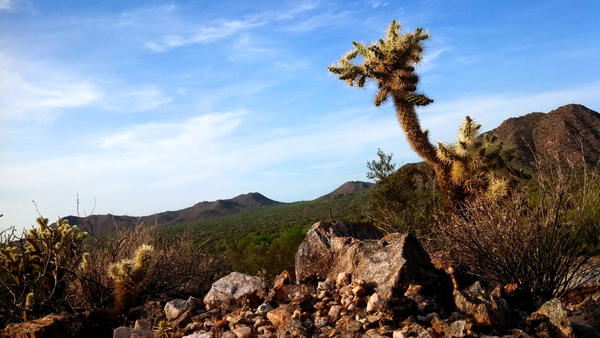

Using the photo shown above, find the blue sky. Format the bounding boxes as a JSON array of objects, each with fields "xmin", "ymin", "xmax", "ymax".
[{"xmin": 1, "ymin": 0, "xmax": 599, "ymax": 228}]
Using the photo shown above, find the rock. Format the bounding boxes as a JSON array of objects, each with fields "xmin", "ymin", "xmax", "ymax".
[
  {"xmin": 222, "ymin": 332, "xmax": 236, "ymax": 338},
  {"xmin": 295, "ymin": 221, "xmax": 383, "ymax": 284},
  {"xmin": 578, "ymin": 294, "xmax": 600, "ymax": 328},
  {"xmin": 164, "ymin": 298, "xmax": 195, "ymax": 321},
  {"xmin": 337, "ymin": 272, "xmax": 352, "ymax": 287},
  {"xmin": 171, "ymin": 309, "xmax": 193, "ymax": 328},
  {"xmin": 113, "ymin": 326, "xmax": 153, "ymax": 338},
  {"xmin": 204, "ymin": 272, "xmax": 266, "ymax": 311},
  {"xmin": 183, "ymin": 334, "xmax": 212, "ymax": 338},
  {"xmin": 446, "ymin": 320, "xmax": 469, "ymax": 337},
  {"xmin": 256, "ymin": 302, "xmax": 274, "ymax": 314},
  {"xmin": 134, "ymin": 319, "xmax": 152, "ymax": 331},
  {"xmin": 232, "ymin": 326, "xmax": 252, "ymax": 338},
  {"xmin": 453, "ymin": 289, "xmax": 493, "ymax": 327},
  {"xmin": 328, "ymin": 305, "xmax": 342, "ymax": 321},
  {"xmin": 1, "ymin": 310, "xmax": 118, "ymax": 338},
  {"xmin": 1, "ymin": 314, "xmax": 84, "ymax": 338},
  {"xmin": 267, "ymin": 307, "xmax": 292, "ymax": 328},
  {"xmin": 296, "ymin": 223, "xmax": 453, "ymax": 310},
  {"xmin": 367, "ymin": 293, "xmax": 382, "ymax": 312},
  {"xmin": 531, "ymin": 298, "xmax": 573, "ymax": 337}
]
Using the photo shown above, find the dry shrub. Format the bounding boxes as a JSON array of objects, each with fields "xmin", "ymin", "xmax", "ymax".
[
  {"xmin": 436, "ymin": 156, "xmax": 600, "ymax": 305},
  {"xmin": 68, "ymin": 224, "xmax": 226, "ymax": 310}
]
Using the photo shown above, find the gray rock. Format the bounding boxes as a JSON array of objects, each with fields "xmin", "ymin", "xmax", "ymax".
[
  {"xmin": 534, "ymin": 298, "xmax": 573, "ymax": 337},
  {"xmin": 256, "ymin": 302, "xmax": 274, "ymax": 314},
  {"xmin": 295, "ymin": 221, "xmax": 383, "ymax": 284},
  {"xmin": 204, "ymin": 272, "xmax": 266, "ymax": 311},
  {"xmin": 183, "ymin": 334, "xmax": 213, "ymax": 338},
  {"xmin": 164, "ymin": 298, "xmax": 194, "ymax": 321},
  {"xmin": 113, "ymin": 326, "xmax": 152, "ymax": 338},
  {"xmin": 296, "ymin": 222, "xmax": 453, "ymax": 311}
]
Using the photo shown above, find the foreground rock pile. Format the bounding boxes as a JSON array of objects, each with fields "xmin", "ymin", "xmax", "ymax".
[{"xmin": 3, "ymin": 221, "xmax": 600, "ymax": 337}]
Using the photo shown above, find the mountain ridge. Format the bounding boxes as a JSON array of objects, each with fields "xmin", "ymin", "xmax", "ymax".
[{"xmin": 64, "ymin": 104, "xmax": 600, "ymax": 236}]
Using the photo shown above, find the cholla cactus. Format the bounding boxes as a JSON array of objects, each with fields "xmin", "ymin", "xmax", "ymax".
[
  {"xmin": 108, "ymin": 244, "xmax": 154, "ymax": 313},
  {"xmin": 0, "ymin": 217, "xmax": 89, "ymax": 321},
  {"xmin": 329, "ymin": 21, "xmax": 514, "ymax": 207},
  {"xmin": 437, "ymin": 116, "xmax": 513, "ymax": 200}
]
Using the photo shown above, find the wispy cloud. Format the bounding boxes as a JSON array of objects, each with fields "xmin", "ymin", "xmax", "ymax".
[
  {"xmin": 0, "ymin": 53, "xmax": 102, "ymax": 122},
  {"xmin": 144, "ymin": 19, "xmax": 263, "ymax": 52},
  {"xmin": 102, "ymin": 84, "xmax": 173, "ymax": 113},
  {"xmin": 100, "ymin": 111, "xmax": 244, "ymax": 151},
  {"xmin": 142, "ymin": 2, "xmax": 319, "ymax": 52},
  {"xmin": 0, "ymin": 52, "xmax": 173, "ymax": 122},
  {"xmin": 0, "ymin": 0, "xmax": 13, "ymax": 11},
  {"xmin": 285, "ymin": 10, "xmax": 352, "ymax": 32}
]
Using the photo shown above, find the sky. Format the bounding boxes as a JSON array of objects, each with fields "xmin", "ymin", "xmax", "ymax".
[{"xmin": 1, "ymin": 0, "xmax": 599, "ymax": 229}]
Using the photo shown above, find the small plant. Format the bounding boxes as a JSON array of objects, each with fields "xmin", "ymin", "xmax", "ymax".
[
  {"xmin": 107, "ymin": 244, "xmax": 154, "ymax": 314},
  {"xmin": 0, "ymin": 217, "xmax": 88, "ymax": 323},
  {"xmin": 364, "ymin": 149, "xmax": 441, "ymax": 236}
]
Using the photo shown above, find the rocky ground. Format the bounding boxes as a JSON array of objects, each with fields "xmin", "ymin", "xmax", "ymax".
[{"xmin": 3, "ymin": 221, "xmax": 600, "ymax": 337}]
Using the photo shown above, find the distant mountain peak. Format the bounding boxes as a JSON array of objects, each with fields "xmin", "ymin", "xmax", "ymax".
[
  {"xmin": 321, "ymin": 181, "xmax": 373, "ymax": 199},
  {"xmin": 489, "ymin": 104, "xmax": 600, "ymax": 168}
]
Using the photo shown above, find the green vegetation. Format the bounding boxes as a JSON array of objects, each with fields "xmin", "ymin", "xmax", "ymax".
[
  {"xmin": 163, "ymin": 188, "xmax": 371, "ymax": 282},
  {"xmin": 364, "ymin": 149, "xmax": 441, "ymax": 235},
  {"xmin": 0, "ymin": 218, "xmax": 88, "ymax": 323}
]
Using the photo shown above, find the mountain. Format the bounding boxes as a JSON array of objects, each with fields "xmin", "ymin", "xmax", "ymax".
[
  {"xmin": 63, "ymin": 184, "xmax": 371, "ymax": 237},
  {"xmin": 64, "ymin": 104, "xmax": 600, "ymax": 237},
  {"xmin": 64, "ymin": 192, "xmax": 280, "ymax": 237},
  {"xmin": 319, "ymin": 181, "xmax": 373, "ymax": 199},
  {"xmin": 487, "ymin": 104, "xmax": 600, "ymax": 168}
]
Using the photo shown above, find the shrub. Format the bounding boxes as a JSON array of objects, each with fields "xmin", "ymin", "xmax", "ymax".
[
  {"xmin": 364, "ymin": 149, "xmax": 441, "ymax": 236},
  {"xmin": 435, "ymin": 159, "xmax": 600, "ymax": 305},
  {"xmin": 0, "ymin": 218, "xmax": 88, "ymax": 324},
  {"xmin": 70, "ymin": 224, "xmax": 225, "ymax": 313}
]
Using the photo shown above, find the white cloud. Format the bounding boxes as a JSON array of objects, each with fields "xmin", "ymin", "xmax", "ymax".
[
  {"xmin": 140, "ymin": 2, "xmax": 319, "ymax": 52},
  {"xmin": 0, "ymin": 0, "xmax": 13, "ymax": 11},
  {"xmin": 0, "ymin": 52, "xmax": 173, "ymax": 122},
  {"xmin": 0, "ymin": 53, "xmax": 102, "ymax": 122},
  {"xmin": 2, "ymin": 82, "xmax": 599, "ymax": 229},
  {"xmin": 99, "ymin": 111, "xmax": 244, "ymax": 151},
  {"xmin": 144, "ymin": 19, "xmax": 263, "ymax": 52},
  {"xmin": 102, "ymin": 84, "xmax": 173, "ymax": 113}
]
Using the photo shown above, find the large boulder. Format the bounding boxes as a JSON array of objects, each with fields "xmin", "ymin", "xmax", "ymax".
[
  {"xmin": 204, "ymin": 272, "xmax": 266, "ymax": 311},
  {"xmin": 295, "ymin": 221, "xmax": 383, "ymax": 284},
  {"xmin": 295, "ymin": 222, "xmax": 453, "ymax": 312}
]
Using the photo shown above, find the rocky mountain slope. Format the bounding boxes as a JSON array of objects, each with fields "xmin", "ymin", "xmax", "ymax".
[{"xmin": 487, "ymin": 104, "xmax": 600, "ymax": 168}]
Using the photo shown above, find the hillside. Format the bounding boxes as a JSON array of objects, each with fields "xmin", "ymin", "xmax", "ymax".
[
  {"xmin": 487, "ymin": 104, "xmax": 600, "ymax": 168},
  {"xmin": 63, "ymin": 192, "xmax": 280, "ymax": 237},
  {"xmin": 63, "ymin": 104, "xmax": 600, "ymax": 238},
  {"xmin": 64, "ymin": 182, "xmax": 372, "ymax": 237}
]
